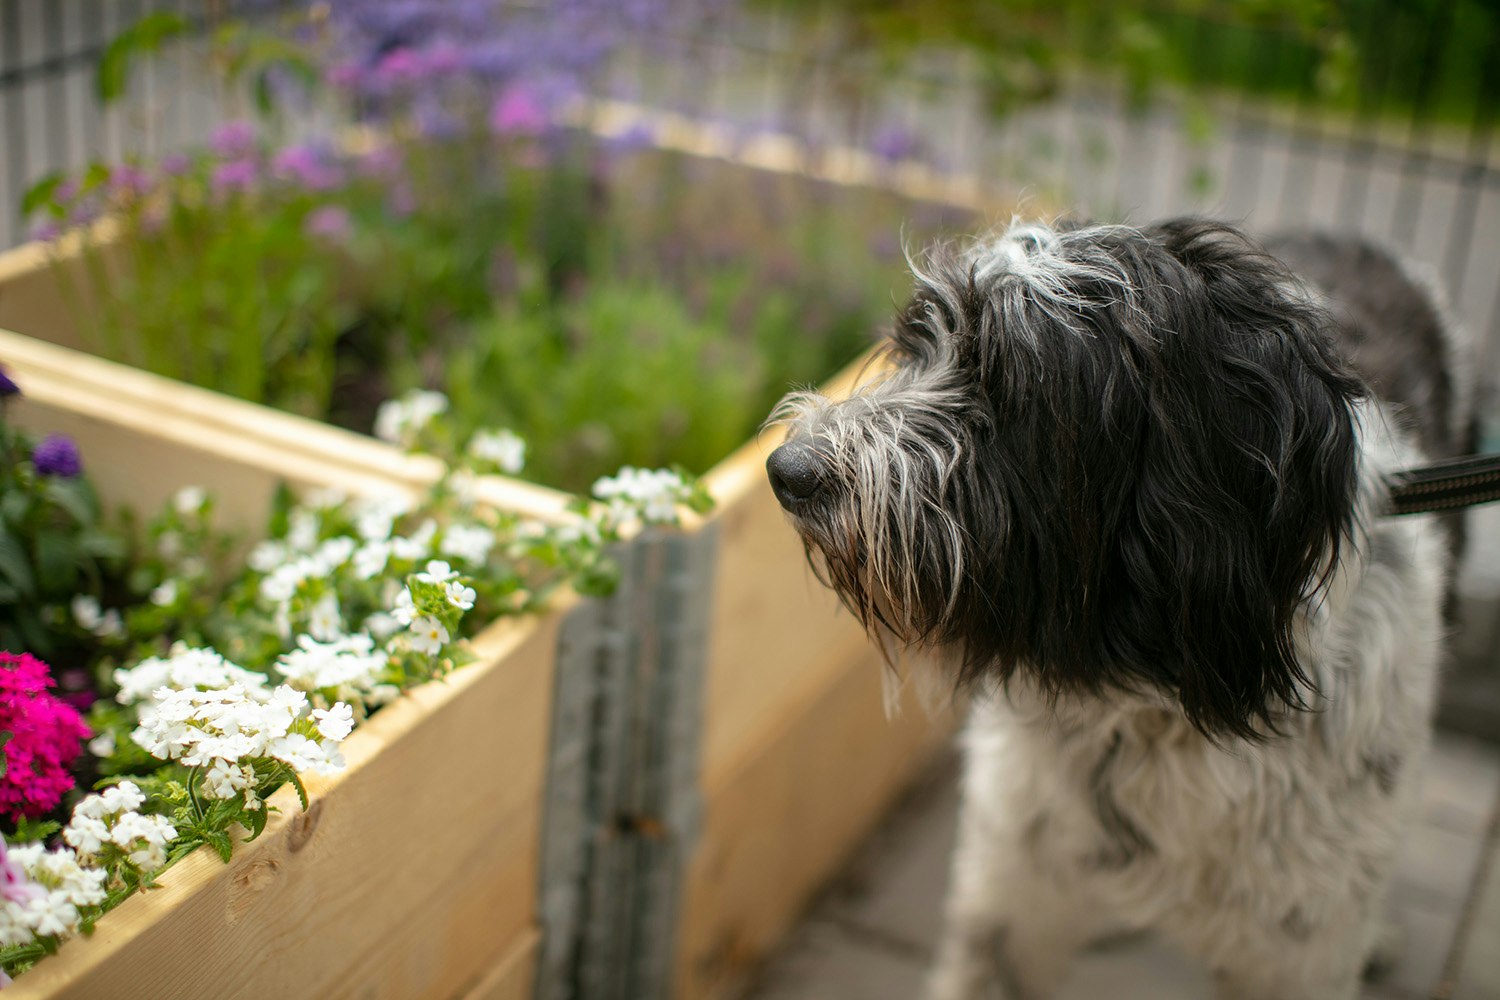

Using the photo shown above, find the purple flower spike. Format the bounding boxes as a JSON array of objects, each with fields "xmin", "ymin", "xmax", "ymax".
[
  {"xmin": 32, "ymin": 434, "xmax": 82, "ymax": 478},
  {"xmin": 489, "ymin": 87, "xmax": 548, "ymax": 136},
  {"xmin": 272, "ymin": 145, "xmax": 344, "ymax": 192},
  {"xmin": 0, "ymin": 367, "xmax": 20, "ymax": 397},
  {"xmin": 211, "ymin": 159, "xmax": 259, "ymax": 195},
  {"xmin": 159, "ymin": 153, "xmax": 192, "ymax": 177}
]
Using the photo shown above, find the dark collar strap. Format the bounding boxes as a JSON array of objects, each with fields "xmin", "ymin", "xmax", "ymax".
[{"xmin": 1385, "ymin": 452, "xmax": 1500, "ymax": 516}]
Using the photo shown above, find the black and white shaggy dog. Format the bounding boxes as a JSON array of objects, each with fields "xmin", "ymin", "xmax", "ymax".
[{"xmin": 766, "ymin": 218, "xmax": 1472, "ymax": 1000}]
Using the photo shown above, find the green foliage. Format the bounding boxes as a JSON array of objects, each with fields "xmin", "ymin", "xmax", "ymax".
[
  {"xmin": 95, "ymin": 11, "xmax": 190, "ymax": 104},
  {"xmin": 0, "ymin": 409, "xmax": 132, "ymax": 670}
]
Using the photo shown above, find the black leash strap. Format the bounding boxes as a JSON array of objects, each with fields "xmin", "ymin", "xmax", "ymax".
[{"xmin": 1386, "ymin": 452, "xmax": 1500, "ymax": 515}]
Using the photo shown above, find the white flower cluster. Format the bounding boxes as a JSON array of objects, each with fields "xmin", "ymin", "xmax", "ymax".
[
  {"xmin": 389, "ymin": 560, "xmax": 474, "ymax": 656},
  {"xmin": 274, "ymin": 633, "xmax": 398, "ymax": 708},
  {"xmin": 0, "ymin": 844, "xmax": 106, "ymax": 946},
  {"xmin": 592, "ymin": 466, "xmax": 694, "ymax": 525},
  {"xmin": 114, "ymin": 645, "xmax": 273, "ymax": 707},
  {"xmin": 373, "ymin": 389, "xmax": 448, "ymax": 447},
  {"xmin": 467, "ymin": 428, "xmax": 526, "ymax": 474},
  {"xmin": 63, "ymin": 782, "xmax": 177, "ymax": 870},
  {"xmin": 71, "ymin": 594, "xmax": 125, "ymax": 641},
  {"xmin": 132, "ymin": 682, "xmax": 354, "ymax": 809}
]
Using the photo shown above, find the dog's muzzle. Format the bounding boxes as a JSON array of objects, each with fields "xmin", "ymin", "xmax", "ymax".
[{"xmin": 767, "ymin": 441, "xmax": 826, "ymax": 510}]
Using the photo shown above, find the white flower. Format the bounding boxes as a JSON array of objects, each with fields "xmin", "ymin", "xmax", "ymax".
[
  {"xmin": 592, "ymin": 466, "xmax": 690, "ymax": 525},
  {"xmin": 94, "ymin": 608, "xmax": 124, "ymax": 640},
  {"xmin": 373, "ymin": 389, "xmax": 448, "ymax": 445},
  {"xmin": 468, "ymin": 428, "xmax": 526, "ymax": 474},
  {"xmin": 445, "ymin": 580, "xmax": 476, "ymax": 611},
  {"xmin": 88, "ymin": 730, "xmax": 117, "ymax": 758},
  {"xmin": 248, "ymin": 539, "xmax": 288, "ymax": 574},
  {"xmin": 0, "ymin": 845, "xmax": 107, "ymax": 946},
  {"xmin": 352, "ymin": 493, "xmax": 412, "ymax": 542},
  {"xmin": 150, "ymin": 579, "xmax": 179, "ymax": 607},
  {"xmin": 414, "ymin": 559, "xmax": 458, "ymax": 585},
  {"xmin": 391, "ymin": 588, "xmax": 417, "ymax": 627},
  {"xmin": 439, "ymin": 524, "xmax": 496, "ymax": 565},
  {"xmin": 114, "ymin": 645, "xmax": 272, "ymax": 707},
  {"xmin": 364, "ymin": 612, "xmax": 402, "ymax": 641},
  {"xmin": 71, "ymin": 595, "xmax": 102, "ymax": 630},
  {"xmin": 409, "ymin": 616, "xmax": 449, "ymax": 656},
  {"xmin": 448, "ymin": 469, "xmax": 479, "ymax": 506},
  {"xmin": 173, "ymin": 486, "xmax": 207, "ymax": 516},
  {"xmin": 274, "ymin": 634, "xmax": 385, "ymax": 699},
  {"xmin": 157, "ymin": 530, "xmax": 182, "ymax": 560},
  {"xmin": 307, "ymin": 591, "xmax": 343, "ymax": 641},
  {"xmin": 286, "ymin": 509, "xmax": 321, "ymax": 553},
  {"xmin": 311, "ymin": 703, "xmax": 354, "ymax": 741},
  {"xmin": 352, "ymin": 541, "xmax": 392, "ymax": 580},
  {"xmin": 390, "ymin": 519, "xmax": 437, "ymax": 561}
]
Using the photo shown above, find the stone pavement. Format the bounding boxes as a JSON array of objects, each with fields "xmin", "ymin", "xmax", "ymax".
[{"xmin": 746, "ymin": 731, "xmax": 1500, "ymax": 1000}]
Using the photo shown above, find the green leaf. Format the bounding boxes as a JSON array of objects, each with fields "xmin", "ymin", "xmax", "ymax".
[
  {"xmin": 203, "ymin": 829, "xmax": 233, "ymax": 864},
  {"xmin": 95, "ymin": 12, "xmax": 190, "ymax": 104},
  {"xmin": 0, "ymin": 528, "xmax": 36, "ymax": 598},
  {"xmin": 33, "ymin": 529, "xmax": 78, "ymax": 595},
  {"xmin": 287, "ymin": 771, "xmax": 309, "ymax": 812},
  {"xmin": 44, "ymin": 478, "xmax": 99, "ymax": 525},
  {"xmin": 244, "ymin": 805, "xmax": 269, "ymax": 841},
  {"xmin": 0, "ymin": 489, "xmax": 29, "ymax": 527},
  {"xmin": 20, "ymin": 172, "xmax": 65, "ymax": 216},
  {"xmin": 0, "ymin": 731, "xmax": 10, "ymax": 778},
  {"xmin": 76, "ymin": 529, "xmax": 127, "ymax": 561}
]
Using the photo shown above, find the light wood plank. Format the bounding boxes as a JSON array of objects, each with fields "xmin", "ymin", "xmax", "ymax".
[{"xmin": 3, "ymin": 609, "xmax": 563, "ymax": 1000}]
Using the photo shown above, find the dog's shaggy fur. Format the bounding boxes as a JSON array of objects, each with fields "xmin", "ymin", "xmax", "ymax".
[{"xmin": 766, "ymin": 218, "xmax": 1470, "ymax": 999}]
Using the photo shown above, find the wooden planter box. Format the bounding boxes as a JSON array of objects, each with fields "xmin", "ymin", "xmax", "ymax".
[
  {"xmin": 0, "ymin": 133, "xmax": 981, "ymax": 997},
  {"xmin": 0, "ymin": 332, "xmax": 566, "ymax": 1000}
]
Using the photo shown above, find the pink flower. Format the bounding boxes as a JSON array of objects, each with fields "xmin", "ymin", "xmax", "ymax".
[
  {"xmin": 488, "ymin": 87, "xmax": 548, "ymax": 136},
  {"xmin": 0, "ymin": 837, "xmax": 41, "ymax": 907},
  {"xmin": 0, "ymin": 653, "xmax": 91, "ymax": 823}
]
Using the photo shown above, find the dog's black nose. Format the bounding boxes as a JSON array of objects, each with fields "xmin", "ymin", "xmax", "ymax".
[{"xmin": 767, "ymin": 442, "xmax": 825, "ymax": 508}]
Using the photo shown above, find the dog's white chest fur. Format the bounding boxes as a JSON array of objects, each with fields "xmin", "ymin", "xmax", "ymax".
[{"xmin": 945, "ymin": 504, "xmax": 1445, "ymax": 999}]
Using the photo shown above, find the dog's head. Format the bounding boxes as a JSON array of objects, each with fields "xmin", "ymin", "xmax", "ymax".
[{"xmin": 767, "ymin": 218, "xmax": 1367, "ymax": 739}]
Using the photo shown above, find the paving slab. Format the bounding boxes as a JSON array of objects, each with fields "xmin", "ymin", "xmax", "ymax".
[{"xmin": 746, "ymin": 732, "xmax": 1500, "ymax": 1000}]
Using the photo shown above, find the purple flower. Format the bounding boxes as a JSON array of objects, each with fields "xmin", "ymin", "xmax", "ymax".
[
  {"xmin": 0, "ymin": 367, "xmax": 20, "ymax": 397},
  {"xmin": 108, "ymin": 164, "xmax": 152, "ymax": 199},
  {"xmin": 489, "ymin": 87, "xmax": 548, "ymax": 136},
  {"xmin": 211, "ymin": 159, "xmax": 260, "ymax": 195},
  {"xmin": 32, "ymin": 434, "xmax": 82, "ymax": 478},
  {"xmin": 869, "ymin": 126, "xmax": 923, "ymax": 164},
  {"xmin": 272, "ymin": 144, "xmax": 344, "ymax": 192},
  {"xmin": 209, "ymin": 120, "xmax": 258, "ymax": 159},
  {"xmin": 327, "ymin": 61, "xmax": 363, "ymax": 89},
  {"xmin": 28, "ymin": 220, "xmax": 62, "ymax": 242},
  {"xmin": 304, "ymin": 204, "xmax": 353, "ymax": 242},
  {"xmin": 159, "ymin": 152, "xmax": 192, "ymax": 177},
  {"xmin": 375, "ymin": 47, "xmax": 424, "ymax": 83}
]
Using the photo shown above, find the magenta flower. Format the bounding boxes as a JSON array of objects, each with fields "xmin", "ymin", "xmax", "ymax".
[
  {"xmin": 376, "ymin": 47, "xmax": 424, "ymax": 83},
  {"xmin": 488, "ymin": 87, "xmax": 548, "ymax": 136},
  {"xmin": 304, "ymin": 205, "xmax": 353, "ymax": 242},
  {"xmin": 31, "ymin": 434, "xmax": 82, "ymax": 478},
  {"xmin": 0, "ymin": 652, "xmax": 90, "ymax": 823}
]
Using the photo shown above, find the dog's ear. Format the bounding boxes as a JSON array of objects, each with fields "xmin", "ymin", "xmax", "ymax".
[{"xmin": 1102, "ymin": 219, "xmax": 1366, "ymax": 739}]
